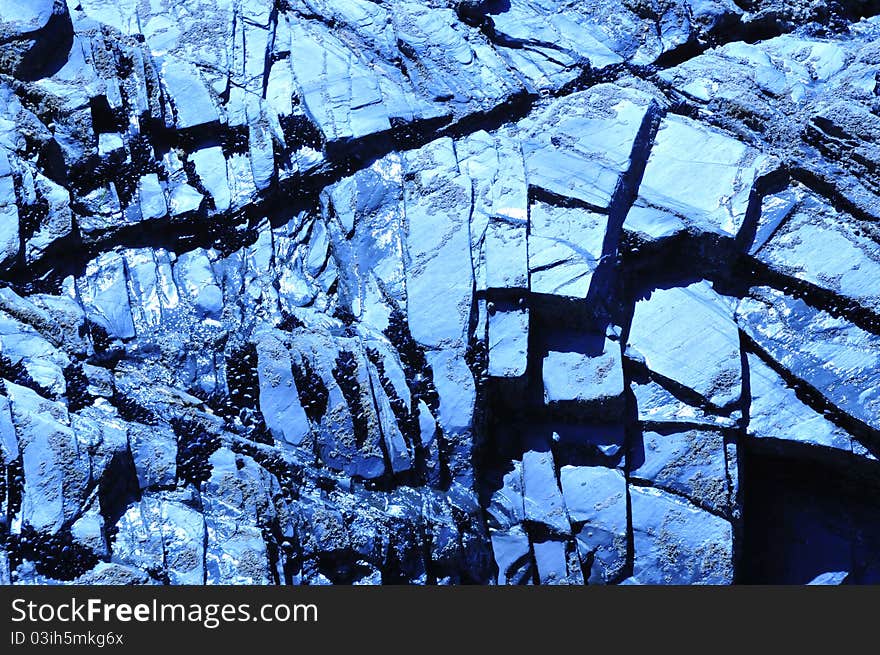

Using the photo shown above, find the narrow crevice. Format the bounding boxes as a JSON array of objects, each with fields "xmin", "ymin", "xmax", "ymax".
[
  {"xmin": 746, "ymin": 258, "xmax": 880, "ymax": 336},
  {"xmin": 790, "ymin": 165, "xmax": 880, "ymax": 223}
]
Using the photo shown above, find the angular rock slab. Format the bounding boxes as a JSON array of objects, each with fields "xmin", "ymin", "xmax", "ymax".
[
  {"xmin": 754, "ymin": 191, "xmax": 880, "ymax": 316},
  {"xmin": 487, "ymin": 460, "xmax": 525, "ymax": 531},
  {"xmin": 528, "ymin": 201, "xmax": 607, "ymax": 300},
  {"xmin": 7, "ymin": 383, "xmax": 88, "ymax": 535},
  {"xmin": 404, "ymin": 138, "xmax": 476, "ymax": 441},
  {"xmin": 625, "ymin": 114, "xmax": 771, "ymax": 243},
  {"xmin": 746, "ymin": 352, "xmax": 860, "ymax": 456},
  {"xmin": 737, "ymin": 287, "xmax": 880, "ymax": 433},
  {"xmin": 560, "ymin": 465, "xmax": 627, "ymax": 584},
  {"xmin": 76, "ymin": 250, "xmax": 136, "ymax": 341},
  {"xmin": 533, "ymin": 539, "xmax": 583, "ymax": 585},
  {"xmin": 491, "ymin": 525, "xmax": 533, "ymax": 585},
  {"xmin": 487, "ymin": 304, "xmax": 529, "ymax": 379},
  {"xmin": 255, "ymin": 330, "xmax": 310, "ymax": 447},
  {"xmin": 522, "ymin": 442, "xmax": 569, "ymax": 535},
  {"xmin": 628, "ymin": 281, "xmax": 742, "ymax": 410},
  {"xmin": 521, "ymin": 84, "xmax": 659, "ymax": 210},
  {"xmin": 631, "ymin": 377, "xmax": 737, "ymax": 428},
  {"xmin": 128, "ymin": 423, "xmax": 177, "ymax": 490},
  {"xmin": 631, "ymin": 428, "xmax": 735, "ymax": 517},
  {"xmin": 542, "ymin": 337, "xmax": 624, "ymax": 414},
  {"xmin": 629, "ymin": 485, "xmax": 733, "ymax": 585}
]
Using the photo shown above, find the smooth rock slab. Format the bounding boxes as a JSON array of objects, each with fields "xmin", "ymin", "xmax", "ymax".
[
  {"xmin": 631, "ymin": 377, "xmax": 737, "ymax": 428},
  {"xmin": 746, "ymin": 352, "xmax": 858, "ymax": 455},
  {"xmin": 754, "ymin": 192, "xmax": 880, "ymax": 315},
  {"xmin": 628, "ymin": 281, "xmax": 741, "ymax": 409},
  {"xmin": 487, "ymin": 460, "xmax": 525, "ymax": 530},
  {"xmin": 491, "ymin": 525, "xmax": 532, "ymax": 585},
  {"xmin": 528, "ymin": 201, "xmax": 607, "ymax": 299},
  {"xmin": 522, "ymin": 84, "xmax": 658, "ymax": 210},
  {"xmin": 542, "ymin": 338, "xmax": 624, "ymax": 412},
  {"xmin": 77, "ymin": 250, "xmax": 136, "ymax": 340},
  {"xmin": 159, "ymin": 57, "xmax": 218, "ymax": 131},
  {"xmin": 484, "ymin": 217, "xmax": 528, "ymax": 292},
  {"xmin": 631, "ymin": 428, "xmax": 733, "ymax": 517},
  {"xmin": 560, "ymin": 465, "xmax": 627, "ymax": 584},
  {"xmin": 522, "ymin": 443, "xmax": 569, "ymax": 534},
  {"xmin": 629, "ymin": 485, "xmax": 733, "ymax": 585},
  {"xmin": 404, "ymin": 138, "xmax": 473, "ymax": 350},
  {"xmin": 626, "ymin": 113, "xmax": 771, "ymax": 242},
  {"xmin": 256, "ymin": 331, "xmax": 310, "ymax": 447},
  {"xmin": 138, "ymin": 174, "xmax": 167, "ymax": 222},
  {"xmin": 0, "ymin": 172, "xmax": 20, "ymax": 269},
  {"xmin": 737, "ymin": 287, "xmax": 880, "ymax": 433},
  {"xmin": 488, "ymin": 305, "xmax": 529, "ymax": 379},
  {"xmin": 7, "ymin": 382, "xmax": 88, "ymax": 535},
  {"xmin": 533, "ymin": 539, "xmax": 583, "ymax": 585},
  {"xmin": 160, "ymin": 499, "xmax": 207, "ymax": 585},
  {"xmin": 0, "ymin": 0, "xmax": 56, "ymax": 34},
  {"xmin": 128, "ymin": 423, "xmax": 177, "ymax": 490}
]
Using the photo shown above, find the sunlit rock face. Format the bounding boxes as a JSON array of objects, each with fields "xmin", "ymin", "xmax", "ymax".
[{"xmin": 1, "ymin": 0, "xmax": 879, "ymax": 586}]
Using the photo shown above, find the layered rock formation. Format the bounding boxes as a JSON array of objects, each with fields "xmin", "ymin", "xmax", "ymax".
[{"xmin": 0, "ymin": 0, "xmax": 879, "ymax": 585}]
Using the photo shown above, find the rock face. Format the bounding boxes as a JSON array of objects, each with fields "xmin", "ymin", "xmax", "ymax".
[{"xmin": 0, "ymin": 0, "xmax": 878, "ymax": 586}]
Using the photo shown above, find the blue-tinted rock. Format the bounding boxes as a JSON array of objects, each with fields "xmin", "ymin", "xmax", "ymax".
[
  {"xmin": 488, "ymin": 306, "xmax": 529, "ymax": 379},
  {"xmin": 542, "ymin": 337, "xmax": 624, "ymax": 413},
  {"xmin": 111, "ymin": 496, "xmax": 165, "ymax": 576},
  {"xmin": 746, "ymin": 352, "xmax": 858, "ymax": 455},
  {"xmin": 459, "ymin": 129, "xmax": 529, "ymax": 292},
  {"xmin": 159, "ymin": 498, "xmax": 207, "ymax": 585},
  {"xmin": 560, "ymin": 465, "xmax": 627, "ymax": 584},
  {"xmin": 522, "ymin": 442, "xmax": 569, "ymax": 534},
  {"xmin": 71, "ymin": 503, "xmax": 107, "ymax": 557},
  {"xmin": 138, "ymin": 174, "xmax": 167, "ymax": 221},
  {"xmin": 255, "ymin": 331, "xmax": 310, "ymax": 447},
  {"xmin": 629, "ymin": 485, "xmax": 733, "ymax": 585},
  {"xmin": 737, "ymin": 287, "xmax": 880, "ymax": 433},
  {"xmin": 0, "ymin": 161, "xmax": 19, "ymax": 268},
  {"xmin": 491, "ymin": 525, "xmax": 533, "ymax": 585},
  {"xmin": 487, "ymin": 460, "xmax": 525, "ymax": 530},
  {"xmin": 0, "ymin": 308, "xmax": 69, "ymax": 395},
  {"xmin": 25, "ymin": 174, "xmax": 72, "ymax": 263},
  {"xmin": 807, "ymin": 571, "xmax": 849, "ymax": 585},
  {"xmin": 159, "ymin": 57, "xmax": 219, "ymax": 131},
  {"xmin": 128, "ymin": 423, "xmax": 177, "ymax": 490},
  {"xmin": 190, "ymin": 146, "xmax": 230, "ymax": 213},
  {"xmin": 1, "ymin": 0, "xmax": 876, "ymax": 588},
  {"xmin": 0, "ymin": 0, "xmax": 71, "ymax": 79},
  {"xmin": 522, "ymin": 85, "xmax": 659, "ymax": 210},
  {"xmin": 528, "ymin": 202, "xmax": 607, "ymax": 299},
  {"xmin": 631, "ymin": 428, "xmax": 734, "ymax": 517},
  {"xmin": 8, "ymin": 382, "xmax": 88, "ymax": 535},
  {"xmin": 203, "ymin": 449, "xmax": 273, "ymax": 584},
  {"xmin": 77, "ymin": 251, "xmax": 136, "ymax": 340},
  {"xmin": 628, "ymin": 281, "xmax": 742, "ymax": 410},
  {"xmin": 404, "ymin": 138, "xmax": 473, "ymax": 350},
  {"xmin": 754, "ymin": 191, "xmax": 880, "ymax": 315},
  {"xmin": 533, "ymin": 539, "xmax": 583, "ymax": 585},
  {"xmin": 625, "ymin": 114, "xmax": 772, "ymax": 243},
  {"xmin": 632, "ymin": 377, "xmax": 737, "ymax": 428},
  {"xmin": 175, "ymin": 249, "xmax": 223, "ymax": 319}
]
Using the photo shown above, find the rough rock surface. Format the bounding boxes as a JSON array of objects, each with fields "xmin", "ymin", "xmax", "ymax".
[{"xmin": 0, "ymin": 0, "xmax": 879, "ymax": 585}]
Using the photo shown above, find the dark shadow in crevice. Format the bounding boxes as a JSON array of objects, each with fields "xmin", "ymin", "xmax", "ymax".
[{"xmin": 739, "ymin": 444, "xmax": 880, "ymax": 584}]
